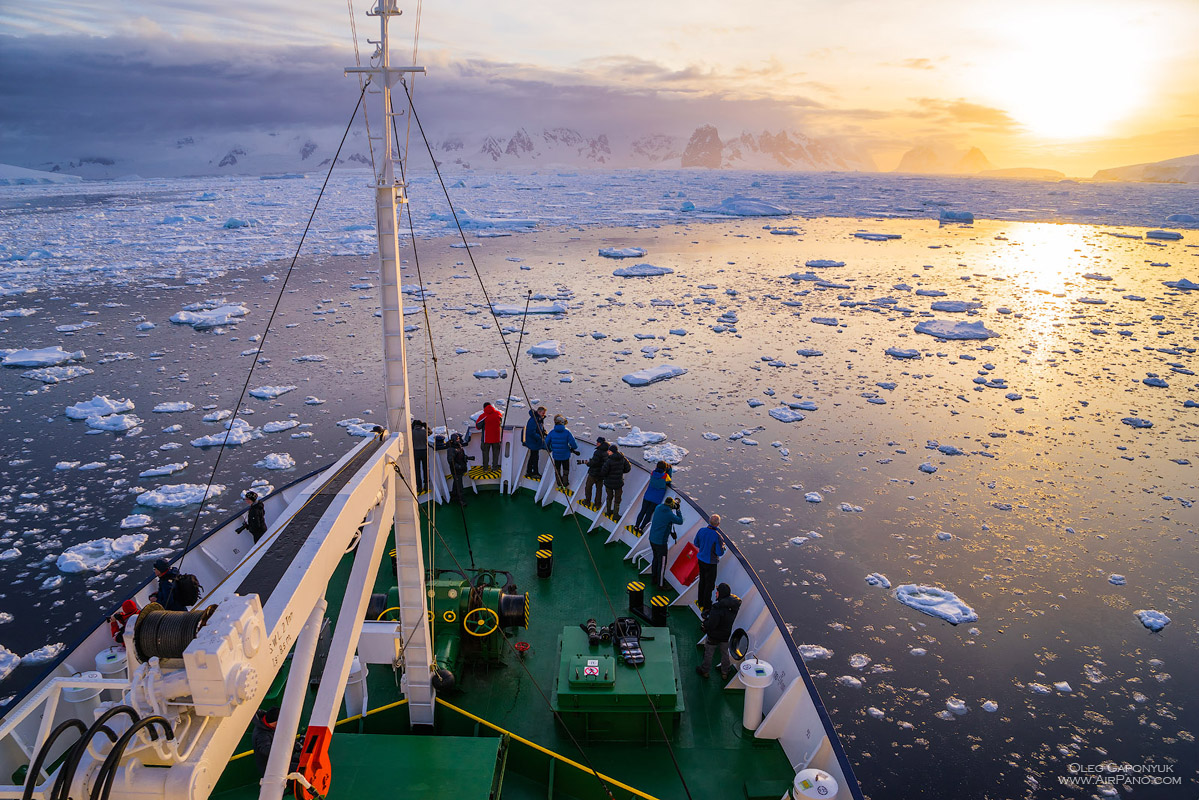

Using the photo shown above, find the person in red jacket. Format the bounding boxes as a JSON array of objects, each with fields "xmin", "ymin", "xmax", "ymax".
[
  {"xmin": 109, "ymin": 599, "xmax": 140, "ymax": 645},
  {"xmin": 475, "ymin": 402, "xmax": 503, "ymax": 469}
]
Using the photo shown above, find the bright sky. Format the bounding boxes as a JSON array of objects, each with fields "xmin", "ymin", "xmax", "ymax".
[{"xmin": 3, "ymin": 0, "xmax": 1197, "ymax": 174}]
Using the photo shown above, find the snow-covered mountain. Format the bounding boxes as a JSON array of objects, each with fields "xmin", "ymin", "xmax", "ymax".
[
  {"xmin": 1093, "ymin": 153, "xmax": 1199, "ymax": 183},
  {"xmin": 0, "ymin": 163, "xmax": 83, "ymax": 186},
  {"xmin": 25, "ymin": 124, "xmax": 874, "ymax": 178}
]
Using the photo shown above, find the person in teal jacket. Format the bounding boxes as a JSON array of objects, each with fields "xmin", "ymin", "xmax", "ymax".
[{"xmin": 648, "ymin": 499, "xmax": 683, "ymax": 587}]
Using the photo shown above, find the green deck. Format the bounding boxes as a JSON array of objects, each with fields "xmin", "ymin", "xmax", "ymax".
[{"xmin": 214, "ymin": 489, "xmax": 792, "ymax": 800}]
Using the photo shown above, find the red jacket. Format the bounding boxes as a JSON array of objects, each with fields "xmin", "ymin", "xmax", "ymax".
[
  {"xmin": 110, "ymin": 599, "xmax": 140, "ymax": 644},
  {"xmin": 476, "ymin": 405, "xmax": 503, "ymax": 444}
]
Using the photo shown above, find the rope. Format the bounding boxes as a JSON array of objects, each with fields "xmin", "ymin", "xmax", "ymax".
[
  {"xmin": 176, "ymin": 80, "xmax": 370, "ymax": 575},
  {"xmin": 346, "ymin": 0, "xmax": 377, "ymax": 173},
  {"xmin": 500, "ymin": 291, "xmax": 533, "ymax": 430}
]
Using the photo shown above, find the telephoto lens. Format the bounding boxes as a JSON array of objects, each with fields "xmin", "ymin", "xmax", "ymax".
[
  {"xmin": 585, "ymin": 618, "xmax": 600, "ymax": 646},
  {"xmin": 599, "ymin": 625, "xmax": 611, "ymax": 642}
]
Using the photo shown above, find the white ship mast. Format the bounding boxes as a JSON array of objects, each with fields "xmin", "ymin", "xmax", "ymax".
[{"xmin": 344, "ymin": 0, "xmax": 433, "ymax": 728}]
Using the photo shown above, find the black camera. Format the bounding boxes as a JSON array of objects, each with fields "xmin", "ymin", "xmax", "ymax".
[
  {"xmin": 466, "ymin": 455, "xmax": 476, "ymax": 461},
  {"xmin": 664, "ymin": 496, "xmax": 680, "ymax": 510},
  {"xmin": 583, "ymin": 618, "xmax": 600, "ymax": 646}
]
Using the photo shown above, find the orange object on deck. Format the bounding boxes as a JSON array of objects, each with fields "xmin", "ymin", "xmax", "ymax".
[{"xmin": 297, "ymin": 726, "xmax": 333, "ymax": 800}]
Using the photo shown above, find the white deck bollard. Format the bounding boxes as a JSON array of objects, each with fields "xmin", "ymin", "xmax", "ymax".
[
  {"xmin": 790, "ymin": 768, "xmax": 839, "ymax": 799},
  {"xmin": 738, "ymin": 659, "xmax": 774, "ymax": 730}
]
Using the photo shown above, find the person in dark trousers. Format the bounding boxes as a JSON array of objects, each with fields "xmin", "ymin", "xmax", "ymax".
[
  {"xmin": 544, "ymin": 415, "xmax": 580, "ymax": 488},
  {"xmin": 149, "ymin": 559, "xmax": 186, "ymax": 611},
  {"xmin": 692, "ymin": 514, "xmax": 725, "ymax": 612},
  {"xmin": 447, "ymin": 434, "xmax": 470, "ymax": 506},
  {"xmin": 697, "ymin": 583, "xmax": 741, "ymax": 680},
  {"xmin": 582, "ymin": 437, "xmax": 608, "ymax": 507},
  {"xmin": 600, "ymin": 444, "xmax": 631, "ymax": 517},
  {"xmin": 648, "ymin": 498, "xmax": 683, "ymax": 588},
  {"xmin": 476, "ymin": 402, "xmax": 503, "ymax": 469},
  {"xmin": 634, "ymin": 460, "xmax": 672, "ymax": 532},
  {"xmin": 411, "ymin": 419, "xmax": 429, "ymax": 493},
  {"xmin": 252, "ymin": 707, "xmax": 301, "ymax": 777},
  {"xmin": 235, "ymin": 490, "xmax": 268, "ymax": 543},
  {"xmin": 523, "ymin": 406, "xmax": 548, "ymax": 479}
]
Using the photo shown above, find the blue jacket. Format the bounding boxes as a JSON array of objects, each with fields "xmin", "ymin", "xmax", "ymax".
[
  {"xmin": 644, "ymin": 468, "xmax": 671, "ymax": 504},
  {"xmin": 524, "ymin": 410, "xmax": 547, "ymax": 450},
  {"xmin": 693, "ymin": 525, "xmax": 725, "ymax": 564},
  {"xmin": 544, "ymin": 424, "xmax": 578, "ymax": 460},
  {"xmin": 649, "ymin": 504, "xmax": 683, "ymax": 546}
]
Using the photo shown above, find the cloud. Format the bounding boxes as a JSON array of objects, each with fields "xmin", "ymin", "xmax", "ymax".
[
  {"xmin": 912, "ymin": 98, "xmax": 1020, "ymax": 132},
  {"xmin": 897, "ymin": 58, "xmax": 936, "ymax": 70}
]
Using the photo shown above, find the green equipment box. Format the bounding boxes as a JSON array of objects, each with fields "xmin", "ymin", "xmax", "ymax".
[{"xmin": 550, "ymin": 626, "xmax": 684, "ymax": 742}]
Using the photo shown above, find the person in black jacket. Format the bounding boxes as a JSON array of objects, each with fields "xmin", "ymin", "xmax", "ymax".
[
  {"xmin": 582, "ymin": 437, "xmax": 608, "ymax": 508},
  {"xmin": 600, "ymin": 444, "xmax": 631, "ymax": 517},
  {"xmin": 235, "ymin": 490, "xmax": 267, "ymax": 543},
  {"xmin": 411, "ymin": 419, "xmax": 429, "ymax": 493},
  {"xmin": 149, "ymin": 559, "xmax": 186, "ymax": 611},
  {"xmin": 697, "ymin": 583, "xmax": 741, "ymax": 680},
  {"xmin": 447, "ymin": 433, "xmax": 470, "ymax": 506}
]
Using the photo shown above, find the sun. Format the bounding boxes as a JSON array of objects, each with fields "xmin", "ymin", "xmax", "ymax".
[{"xmin": 980, "ymin": 7, "xmax": 1158, "ymax": 140}]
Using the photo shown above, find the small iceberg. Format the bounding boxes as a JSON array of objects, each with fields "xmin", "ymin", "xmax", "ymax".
[
  {"xmin": 56, "ymin": 534, "xmax": 149, "ymax": 573},
  {"xmin": 768, "ymin": 407, "xmax": 805, "ymax": 423},
  {"xmin": 136, "ymin": 483, "xmax": 225, "ymax": 508},
  {"xmin": 617, "ymin": 427, "xmax": 667, "ymax": 447},
  {"xmin": 894, "ymin": 584, "xmax": 978, "ymax": 624},
  {"xmin": 929, "ymin": 300, "xmax": 982, "ymax": 313},
  {"xmin": 599, "ymin": 247, "xmax": 648, "ymax": 259},
  {"xmin": 255, "ymin": 453, "xmax": 296, "ymax": 470},
  {"xmin": 865, "ymin": 573, "xmax": 891, "ymax": 588},
  {"xmin": 152, "ymin": 401, "xmax": 194, "ymax": 413},
  {"xmin": 642, "ymin": 442, "xmax": 687, "ymax": 464},
  {"xmin": 249, "ymin": 385, "xmax": 297, "ymax": 399},
  {"xmin": 805, "ymin": 259, "xmax": 845, "ymax": 268},
  {"xmin": 66, "ymin": 395, "xmax": 134, "ymax": 419},
  {"xmin": 491, "ymin": 303, "xmax": 566, "ymax": 315},
  {"xmin": 1134, "ymin": 609, "xmax": 1170, "ymax": 631},
  {"xmin": 939, "ymin": 210, "xmax": 974, "ymax": 223},
  {"xmin": 622, "ymin": 364, "xmax": 687, "ymax": 386},
  {"xmin": 612, "ymin": 263, "xmax": 673, "ymax": 277},
  {"xmin": 885, "ymin": 347, "xmax": 920, "ymax": 359},
  {"xmin": 3, "ymin": 346, "xmax": 86, "ymax": 367},
  {"xmin": 914, "ymin": 320, "xmax": 999, "ymax": 340},
  {"xmin": 526, "ymin": 340, "xmax": 565, "ymax": 358},
  {"xmin": 1145, "ymin": 230, "xmax": 1182, "ymax": 241}
]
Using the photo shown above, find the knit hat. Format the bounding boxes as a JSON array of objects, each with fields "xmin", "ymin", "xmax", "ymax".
[
  {"xmin": 153, "ymin": 558, "xmax": 170, "ymax": 573},
  {"xmin": 716, "ymin": 583, "xmax": 731, "ymax": 599}
]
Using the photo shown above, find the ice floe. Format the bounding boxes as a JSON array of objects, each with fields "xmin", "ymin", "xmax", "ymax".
[
  {"xmin": 65, "ymin": 395, "xmax": 134, "ymax": 419},
  {"xmin": 617, "ymin": 427, "xmax": 667, "ymax": 447},
  {"xmin": 642, "ymin": 442, "xmax": 687, "ymax": 465},
  {"xmin": 139, "ymin": 462, "xmax": 188, "ymax": 478},
  {"xmin": 805, "ymin": 259, "xmax": 845, "ymax": 268},
  {"xmin": 191, "ymin": 419, "xmax": 260, "ymax": 447},
  {"xmin": 56, "ymin": 533, "xmax": 149, "ymax": 573},
  {"xmin": 865, "ymin": 573, "xmax": 891, "ymax": 589},
  {"xmin": 491, "ymin": 303, "xmax": 566, "ymax": 315},
  {"xmin": 714, "ymin": 196, "xmax": 790, "ymax": 216},
  {"xmin": 153, "ymin": 401, "xmax": 194, "ymax": 413},
  {"xmin": 527, "ymin": 340, "xmax": 565, "ymax": 358},
  {"xmin": 170, "ymin": 300, "xmax": 249, "ymax": 329},
  {"xmin": 120, "ymin": 514, "xmax": 152, "ymax": 529},
  {"xmin": 249, "ymin": 385, "xmax": 297, "ymax": 399},
  {"xmin": 914, "ymin": 320, "xmax": 999, "ymax": 340},
  {"xmin": 894, "ymin": 584, "xmax": 978, "ymax": 624},
  {"xmin": 86, "ymin": 413, "xmax": 142, "ymax": 432},
  {"xmin": 255, "ymin": 453, "xmax": 296, "ymax": 470},
  {"xmin": 805, "ymin": 492, "xmax": 823, "ymax": 503},
  {"xmin": 21, "ymin": 365, "xmax": 94, "ymax": 383},
  {"xmin": 136, "ymin": 483, "xmax": 225, "ymax": 508},
  {"xmin": 612, "ymin": 263, "xmax": 673, "ymax": 277},
  {"xmin": 768, "ymin": 407, "xmax": 805, "ymax": 423},
  {"xmin": 1134, "ymin": 609, "xmax": 1170, "ymax": 631},
  {"xmin": 622, "ymin": 364, "xmax": 686, "ymax": 386},
  {"xmin": 3, "ymin": 346, "xmax": 85, "ymax": 367},
  {"xmin": 598, "ymin": 247, "xmax": 647, "ymax": 259}
]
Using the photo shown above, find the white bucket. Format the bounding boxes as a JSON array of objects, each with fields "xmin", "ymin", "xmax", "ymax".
[
  {"xmin": 62, "ymin": 671, "xmax": 103, "ymax": 704},
  {"xmin": 95, "ymin": 646, "xmax": 127, "ymax": 679}
]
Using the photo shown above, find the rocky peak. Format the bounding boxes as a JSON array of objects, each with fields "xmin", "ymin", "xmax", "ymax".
[
  {"xmin": 505, "ymin": 128, "xmax": 536, "ymax": 157},
  {"xmin": 681, "ymin": 125, "xmax": 722, "ymax": 168}
]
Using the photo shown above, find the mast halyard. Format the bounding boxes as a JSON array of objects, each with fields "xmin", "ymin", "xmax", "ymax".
[{"xmin": 345, "ymin": 0, "xmax": 434, "ymax": 727}]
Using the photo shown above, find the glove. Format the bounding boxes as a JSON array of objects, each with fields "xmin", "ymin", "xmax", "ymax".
[{"xmin": 572, "ymin": 449, "xmax": 580, "ymax": 455}]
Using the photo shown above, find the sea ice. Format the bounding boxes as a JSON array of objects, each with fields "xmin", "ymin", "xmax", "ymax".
[
  {"xmin": 865, "ymin": 573, "xmax": 891, "ymax": 588},
  {"xmin": 805, "ymin": 492, "xmax": 823, "ymax": 503},
  {"xmin": 138, "ymin": 462, "xmax": 188, "ymax": 478},
  {"xmin": 0, "ymin": 647, "xmax": 19, "ymax": 681},
  {"xmin": 1121, "ymin": 417, "xmax": 1153, "ymax": 429},
  {"xmin": 86, "ymin": 413, "xmax": 142, "ymax": 432},
  {"xmin": 836, "ymin": 675, "xmax": 863, "ymax": 688},
  {"xmin": 885, "ymin": 347, "xmax": 920, "ymax": 359},
  {"xmin": 21, "ymin": 365, "xmax": 94, "ymax": 383},
  {"xmin": 170, "ymin": 302, "xmax": 248, "ymax": 329},
  {"xmin": 612, "ymin": 263, "xmax": 673, "ymax": 277},
  {"xmin": 153, "ymin": 401, "xmax": 194, "ymax": 413},
  {"xmin": 622, "ymin": 365, "xmax": 686, "ymax": 386},
  {"xmin": 617, "ymin": 427, "xmax": 666, "ymax": 447},
  {"xmin": 136, "ymin": 483, "xmax": 225, "ymax": 508},
  {"xmin": 21, "ymin": 644, "xmax": 64, "ymax": 665},
  {"xmin": 255, "ymin": 453, "xmax": 296, "ymax": 470},
  {"xmin": 527, "ymin": 340, "xmax": 565, "ymax": 358},
  {"xmin": 714, "ymin": 197, "xmax": 790, "ymax": 216},
  {"xmin": 642, "ymin": 442, "xmax": 687, "ymax": 465},
  {"xmin": 768, "ymin": 407, "xmax": 805, "ymax": 423},
  {"xmin": 805, "ymin": 259, "xmax": 845, "ymax": 268},
  {"xmin": 191, "ymin": 419, "xmax": 260, "ymax": 447},
  {"xmin": 1109, "ymin": 574, "xmax": 1126, "ymax": 585},
  {"xmin": 799, "ymin": 645, "xmax": 833, "ymax": 660},
  {"xmin": 120, "ymin": 514, "xmax": 152, "ymax": 529},
  {"xmin": 929, "ymin": 300, "xmax": 982, "ymax": 312},
  {"xmin": 598, "ymin": 247, "xmax": 647, "ymax": 259},
  {"xmin": 491, "ymin": 302, "xmax": 566, "ymax": 315},
  {"xmin": 1162, "ymin": 278, "xmax": 1199, "ymax": 291},
  {"xmin": 1145, "ymin": 230, "xmax": 1182, "ymax": 240},
  {"xmin": 3, "ymin": 346, "xmax": 85, "ymax": 367},
  {"xmin": 65, "ymin": 395, "xmax": 134, "ymax": 419},
  {"xmin": 939, "ymin": 210, "xmax": 974, "ymax": 223},
  {"xmin": 473, "ymin": 369, "xmax": 506, "ymax": 379},
  {"xmin": 56, "ymin": 533, "xmax": 149, "ymax": 573},
  {"xmin": 981, "ymin": 700, "xmax": 998, "ymax": 712},
  {"xmin": 914, "ymin": 320, "xmax": 999, "ymax": 340},
  {"xmin": 249, "ymin": 385, "xmax": 297, "ymax": 399},
  {"xmin": 894, "ymin": 584, "xmax": 978, "ymax": 624},
  {"xmin": 263, "ymin": 420, "xmax": 300, "ymax": 433},
  {"xmin": 1134, "ymin": 609, "xmax": 1170, "ymax": 631}
]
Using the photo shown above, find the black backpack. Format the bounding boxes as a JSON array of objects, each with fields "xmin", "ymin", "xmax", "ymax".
[
  {"xmin": 247, "ymin": 502, "xmax": 267, "ymax": 536},
  {"xmin": 174, "ymin": 573, "xmax": 203, "ymax": 607}
]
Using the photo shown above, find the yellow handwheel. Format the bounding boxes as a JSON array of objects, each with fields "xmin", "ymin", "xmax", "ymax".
[
  {"xmin": 463, "ymin": 607, "xmax": 500, "ymax": 637},
  {"xmin": 442, "ymin": 610, "xmax": 457, "ymax": 623}
]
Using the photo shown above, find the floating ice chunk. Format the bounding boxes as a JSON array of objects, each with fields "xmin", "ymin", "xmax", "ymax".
[
  {"xmin": 714, "ymin": 196, "xmax": 790, "ymax": 216},
  {"xmin": 170, "ymin": 303, "xmax": 248, "ymax": 329},
  {"xmin": 21, "ymin": 365, "xmax": 94, "ymax": 383},
  {"xmin": 805, "ymin": 492, "xmax": 823, "ymax": 503},
  {"xmin": 811, "ymin": 317, "xmax": 838, "ymax": 326},
  {"xmin": 337, "ymin": 418, "xmax": 377, "ymax": 437},
  {"xmin": 0, "ymin": 647, "xmax": 19, "ymax": 681},
  {"xmin": 203, "ymin": 409, "xmax": 232, "ymax": 422},
  {"xmin": 56, "ymin": 533, "xmax": 149, "ymax": 572},
  {"xmin": 86, "ymin": 413, "xmax": 141, "ymax": 432},
  {"xmin": 55, "ymin": 321, "xmax": 98, "ymax": 333},
  {"xmin": 0, "ymin": 548, "xmax": 19, "ymax": 561},
  {"xmin": 191, "ymin": 419, "xmax": 259, "ymax": 446},
  {"xmin": 894, "ymin": 584, "xmax": 978, "ymax": 624},
  {"xmin": 0, "ymin": 307, "xmax": 37, "ymax": 318},
  {"xmin": 915, "ymin": 289, "xmax": 947, "ymax": 297},
  {"xmin": 305, "ymin": 396, "xmax": 325, "ymax": 405},
  {"xmin": 769, "ymin": 407, "xmax": 805, "ymax": 423},
  {"xmin": 836, "ymin": 675, "xmax": 863, "ymax": 688},
  {"xmin": 139, "ymin": 462, "xmax": 188, "ymax": 478},
  {"xmin": 702, "ymin": 432, "xmax": 721, "ymax": 441},
  {"xmin": 853, "ymin": 232, "xmax": 900, "ymax": 241},
  {"xmin": 1134, "ymin": 609, "xmax": 1170, "ymax": 631},
  {"xmin": 747, "ymin": 398, "xmax": 764, "ymax": 408},
  {"xmin": 839, "ymin": 502, "xmax": 863, "ymax": 513},
  {"xmin": 622, "ymin": 364, "xmax": 686, "ymax": 386},
  {"xmin": 805, "ymin": 259, "xmax": 845, "ymax": 268},
  {"xmin": 1109, "ymin": 574, "xmax": 1126, "ymax": 585},
  {"xmin": 789, "ymin": 536, "xmax": 808, "ymax": 546},
  {"xmin": 599, "ymin": 247, "xmax": 648, "ymax": 259},
  {"xmin": 981, "ymin": 700, "xmax": 998, "ymax": 712},
  {"xmin": 55, "ymin": 461, "xmax": 79, "ymax": 470},
  {"xmin": 1143, "ymin": 376, "xmax": 1168, "ymax": 388},
  {"xmin": 136, "ymin": 483, "xmax": 225, "ymax": 508},
  {"xmin": 669, "ymin": 328, "xmax": 687, "ymax": 336},
  {"xmin": 1145, "ymin": 230, "xmax": 1182, "ymax": 240},
  {"xmin": 946, "ymin": 697, "xmax": 968, "ymax": 715},
  {"xmin": 473, "ymin": 369, "xmax": 506, "ymax": 379},
  {"xmin": 293, "ymin": 354, "xmax": 326, "ymax": 363},
  {"xmin": 796, "ymin": 349, "xmax": 823, "ymax": 357},
  {"xmin": 929, "ymin": 300, "xmax": 982, "ymax": 313},
  {"xmin": 255, "ymin": 453, "xmax": 295, "ymax": 470},
  {"xmin": 491, "ymin": 302, "xmax": 566, "ymax": 315},
  {"xmin": 1162, "ymin": 278, "xmax": 1199, "ymax": 291},
  {"xmin": 21, "ymin": 644, "xmax": 64, "ymax": 665},
  {"xmin": 939, "ymin": 210, "xmax": 974, "ymax": 223},
  {"xmin": 617, "ymin": 427, "xmax": 666, "ymax": 447},
  {"xmin": 849, "ymin": 654, "xmax": 870, "ymax": 669},
  {"xmin": 914, "ymin": 320, "xmax": 998, "ymax": 340},
  {"xmin": 867, "ymin": 707, "xmax": 885, "ymax": 719},
  {"xmin": 799, "ymin": 644, "xmax": 833, "ymax": 660},
  {"xmin": 1029, "ymin": 683, "xmax": 1052, "ymax": 694},
  {"xmin": 1054, "ymin": 682, "xmax": 1072, "ymax": 692},
  {"xmin": 66, "ymin": 395, "xmax": 134, "ymax": 419},
  {"xmin": 223, "ymin": 217, "xmax": 252, "ymax": 229},
  {"xmin": 1121, "ymin": 417, "xmax": 1153, "ymax": 429},
  {"xmin": 737, "ymin": 517, "xmax": 754, "ymax": 525},
  {"xmin": 910, "ymin": 648, "xmax": 927, "ymax": 656},
  {"xmin": 120, "ymin": 514, "xmax": 152, "ymax": 529},
  {"xmin": 153, "ymin": 401, "xmax": 194, "ymax": 413},
  {"xmin": 135, "ymin": 321, "xmax": 155, "ymax": 331},
  {"xmin": 886, "ymin": 347, "xmax": 920, "ymax": 359},
  {"xmin": 612, "ymin": 263, "xmax": 673, "ymax": 277},
  {"xmin": 527, "ymin": 340, "xmax": 565, "ymax": 358},
  {"xmin": 3, "ymin": 346, "xmax": 85, "ymax": 367},
  {"xmin": 263, "ymin": 420, "xmax": 299, "ymax": 433},
  {"xmin": 918, "ymin": 463, "xmax": 937, "ymax": 474},
  {"xmin": 936, "ymin": 531, "xmax": 953, "ymax": 541},
  {"xmin": 642, "ymin": 442, "xmax": 687, "ymax": 465},
  {"xmin": 865, "ymin": 573, "xmax": 891, "ymax": 589},
  {"xmin": 249, "ymin": 385, "xmax": 297, "ymax": 400}
]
